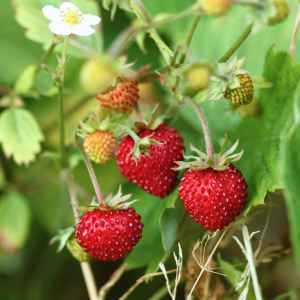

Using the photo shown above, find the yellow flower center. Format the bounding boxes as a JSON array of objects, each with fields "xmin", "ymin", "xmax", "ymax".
[{"xmin": 63, "ymin": 10, "xmax": 82, "ymax": 25}]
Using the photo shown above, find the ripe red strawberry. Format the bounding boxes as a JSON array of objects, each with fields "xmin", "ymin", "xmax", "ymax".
[
  {"xmin": 117, "ymin": 124, "xmax": 184, "ymax": 198},
  {"xmin": 83, "ymin": 130, "xmax": 116, "ymax": 164},
  {"xmin": 179, "ymin": 164, "xmax": 247, "ymax": 231},
  {"xmin": 96, "ymin": 79, "xmax": 139, "ymax": 113},
  {"xmin": 75, "ymin": 208, "xmax": 143, "ymax": 261}
]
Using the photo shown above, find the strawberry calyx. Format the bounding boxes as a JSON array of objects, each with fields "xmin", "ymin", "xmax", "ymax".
[
  {"xmin": 84, "ymin": 187, "xmax": 138, "ymax": 212},
  {"xmin": 121, "ymin": 126, "xmax": 160, "ymax": 160},
  {"xmin": 176, "ymin": 140, "xmax": 243, "ymax": 171}
]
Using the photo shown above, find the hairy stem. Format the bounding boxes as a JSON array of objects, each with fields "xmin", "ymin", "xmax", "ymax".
[
  {"xmin": 80, "ymin": 262, "xmax": 99, "ymax": 300},
  {"xmin": 218, "ymin": 23, "xmax": 253, "ymax": 63},
  {"xmin": 188, "ymin": 99, "xmax": 214, "ymax": 159},
  {"xmin": 98, "ymin": 264, "xmax": 127, "ymax": 300},
  {"xmin": 57, "ymin": 37, "xmax": 69, "ymax": 167},
  {"xmin": 289, "ymin": 4, "xmax": 300, "ymax": 60},
  {"xmin": 242, "ymin": 226, "xmax": 263, "ymax": 300},
  {"xmin": 64, "ymin": 171, "xmax": 98, "ymax": 300},
  {"xmin": 81, "ymin": 147, "xmax": 104, "ymax": 204}
]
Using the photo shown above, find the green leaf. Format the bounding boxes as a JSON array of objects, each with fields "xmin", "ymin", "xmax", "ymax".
[
  {"xmin": 281, "ymin": 81, "xmax": 300, "ymax": 268},
  {"xmin": 0, "ymin": 108, "xmax": 44, "ymax": 165},
  {"xmin": 13, "ymin": 0, "xmax": 101, "ymax": 57},
  {"xmin": 218, "ymin": 256, "xmax": 242, "ymax": 288},
  {"xmin": 160, "ymin": 194, "xmax": 184, "ymax": 252},
  {"xmin": 274, "ymin": 291, "xmax": 298, "ymax": 300},
  {"xmin": 0, "ymin": 191, "xmax": 31, "ymax": 252},
  {"xmin": 50, "ymin": 227, "xmax": 74, "ymax": 252},
  {"xmin": 14, "ymin": 64, "xmax": 37, "ymax": 96},
  {"xmin": 125, "ymin": 187, "xmax": 178, "ymax": 270},
  {"xmin": 234, "ymin": 50, "xmax": 300, "ymax": 209}
]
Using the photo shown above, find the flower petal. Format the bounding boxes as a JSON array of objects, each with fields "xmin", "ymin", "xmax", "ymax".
[
  {"xmin": 60, "ymin": 2, "xmax": 80, "ymax": 12},
  {"xmin": 49, "ymin": 21, "xmax": 72, "ymax": 36},
  {"xmin": 71, "ymin": 24, "xmax": 95, "ymax": 36},
  {"xmin": 42, "ymin": 5, "xmax": 60, "ymax": 21},
  {"xmin": 83, "ymin": 14, "xmax": 101, "ymax": 26}
]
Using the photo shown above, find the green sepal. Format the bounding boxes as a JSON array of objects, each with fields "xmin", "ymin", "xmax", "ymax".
[
  {"xmin": 67, "ymin": 236, "xmax": 90, "ymax": 262},
  {"xmin": 50, "ymin": 227, "xmax": 74, "ymax": 252}
]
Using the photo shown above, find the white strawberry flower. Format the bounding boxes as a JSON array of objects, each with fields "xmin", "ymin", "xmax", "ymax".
[{"xmin": 42, "ymin": 2, "xmax": 101, "ymax": 37}]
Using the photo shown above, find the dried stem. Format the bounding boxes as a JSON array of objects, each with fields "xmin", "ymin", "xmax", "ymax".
[
  {"xmin": 81, "ymin": 146, "xmax": 104, "ymax": 204},
  {"xmin": 242, "ymin": 226, "xmax": 263, "ymax": 300},
  {"xmin": 118, "ymin": 269, "xmax": 177, "ymax": 300},
  {"xmin": 98, "ymin": 264, "xmax": 127, "ymax": 300},
  {"xmin": 289, "ymin": 4, "xmax": 300, "ymax": 60},
  {"xmin": 187, "ymin": 229, "xmax": 228, "ymax": 300},
  {"xmin": 188, "ymin": 98, "xmax": 214, "ymax": 159}
]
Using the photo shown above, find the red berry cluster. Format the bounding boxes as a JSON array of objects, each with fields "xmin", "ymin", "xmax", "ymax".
[{"xmin": 75, "ymin": 77, "xmax": 248, "ymax": 262}]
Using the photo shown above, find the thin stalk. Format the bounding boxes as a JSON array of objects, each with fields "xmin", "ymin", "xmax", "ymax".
[
  {"xmin": 59, "ymin": 85, "xmax": 65, "ymax": 167},
  {"xmin": 118, "ymin": 269, "xmax": 177, "ymax": 300},
  {"xmin": 218, "ymin": 23, "xmax": 253, "ymax": 63},
  {"xmin": 187, "ymin": 229, "xmax": 227, "ymax": 300},
  {"xmin": 232, "ymin": 0, "xmax": 265, "ymax": 9},
  {"xmin": 37, "ymin": 40, "xmax": 58, "ymax": 72},
  {"xmin": 188, "ymin": 99, "xmax": 214, "ymax": 159},
  {"xmin": 81, "ymin": 147, "xmax": 104, "ymax": 204},
  {"xmin": 80, "ymin": 262, "xmax": 99, "ymax": 300},
  {"xmin": 64, "ymin": 172, "xmax": 98, "ymax": 300},
  {"xmin": 58, "ymin": 37, "xmax": 69, "ymax": 167},
  {"xmin": 98, "ymin": 264, "xmax": 127, "ymax": 300},
  {"xmin": 242, "ymin": 226, "xmax": 263, "ymax": 300},
  {"xmin": 289, "ymin": 5, "xmax": 300, "ymax": 60}
]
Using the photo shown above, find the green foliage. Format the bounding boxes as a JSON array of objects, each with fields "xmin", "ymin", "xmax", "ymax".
[
  {"xmin": 218, "ymin": 256, "xmax": 242, "ymax": 287},
  {"xmin": 232, "ymin": 49, "xmax": 300, "ymax": 209},
  {"xmin": 14, "ymin": 64, "xmax": 38, "ymax": 96},
  {"xmin": 281, "ymin": 82, "xmax": 300, "ymax": 268},
  {"xmin": 0, "ymin": 191, "xmax": 31, "ymax": 252},
  {"xmin": 0, "ymin": 108, "xmax": 44, "ymax": 165}
]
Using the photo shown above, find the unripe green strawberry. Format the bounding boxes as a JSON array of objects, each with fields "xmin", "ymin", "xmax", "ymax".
[
  {"xmin": 67, "ymin": 237, "xmax": 90, "ymax": 262},
  {"xmin": 83, "ymin": 130, "xmax": 116, "ymax": 164},
  {"xmin": 268, "ymin": 0, "xmax": 289, "ymax": 26},
  {"xmin": 200, "ymin": 0, "xmax": 232, "ymax": 16},
  {"xmin": 185, "ymin": 64, "xmax": 211, "ymax": 92},
  {"xmin": 80, "ymin": 56, "xmax": 117, "ymax": 94},
  {"xmin": 96, "ymin": 79, "xmax": 139, "ymax": 113},
  {"xmin": 224, "ymin": 74, "xmax": 254, "ymax": 106}
]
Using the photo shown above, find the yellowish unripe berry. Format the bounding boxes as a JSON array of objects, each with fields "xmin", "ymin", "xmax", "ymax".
[
  {"xmin": 268, "ymin": 0, "xmax": 289, "ymax": 26},
  {"xmin": 80, "ymin": 56, "xmax": 117, "ymax": 94},
  {"xmin": 185, "ymin": 64, "xmax": 211, "ymax": 92},
  {"xmin": 200, "ymin": 0, "xmax": 232, "ymax": 16},
  {"xmin": 84, "ymin": 130, "xmax": 116, "ymax": 164}
]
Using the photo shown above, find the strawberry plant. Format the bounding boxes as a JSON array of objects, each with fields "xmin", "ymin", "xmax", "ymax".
[{"xmin": 1, "ymin": 0, "xmax": 300, "ymax": 299}]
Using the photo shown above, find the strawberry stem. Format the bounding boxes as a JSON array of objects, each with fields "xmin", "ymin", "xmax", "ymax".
[
  {"xmin": 289, "ymin": 4, "xmax": 300, "ymax": 61},
  {"xmin": 218, "ymin": 23, "xmax": 253, "ymax": 63},
  {"xmin": 81, "ymin": 145, "xmax": 105, "ymax": 205},
  {"xmin": 188, "ymin": 98, "xmax": 214, "ymax": 160}
]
